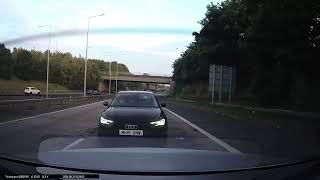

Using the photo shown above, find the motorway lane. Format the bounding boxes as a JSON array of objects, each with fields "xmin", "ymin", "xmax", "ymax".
[
  {"xmin": 0, "ymin": 101, "xmax": 105, "ymax": 157},
  {"xmin": 0, "ymin": 101, "xmax": 228, "ymax": 160},
  {"xmin": 166, "ymin": 100, "xmax": 320, "ymax": 158}
]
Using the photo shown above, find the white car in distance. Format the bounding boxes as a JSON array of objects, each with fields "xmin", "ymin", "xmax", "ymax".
[{"xmin": 24, "ymin": 87, "xmax": 41, "ymax": 95}]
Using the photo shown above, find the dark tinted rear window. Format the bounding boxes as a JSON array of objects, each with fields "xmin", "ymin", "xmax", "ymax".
[{"xmin": 111, "ymin": 93, "xmax": 159, "ymax": 107}]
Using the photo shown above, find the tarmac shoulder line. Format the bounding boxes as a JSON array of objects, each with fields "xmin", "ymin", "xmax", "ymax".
[{"xmin": 163, "ymin": 108, "xmax": 242, "ymax": 154}]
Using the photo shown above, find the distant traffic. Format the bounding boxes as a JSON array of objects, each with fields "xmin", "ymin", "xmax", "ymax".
[{"xmin": 24, "ymin": 87, "xmax": 41, "ymax": 95}]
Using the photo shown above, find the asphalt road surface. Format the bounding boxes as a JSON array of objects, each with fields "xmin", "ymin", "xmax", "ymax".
[
  {"xmin": 166, "ymin": 101, "xmax": 320, "ymax": 158},
  {"xmin": 0, "ymin": 100, "xmax": 229, "ymax": 160},
  {"xmin": 0, "ymin": 100, "xmax": 319, "ymax": 162}
]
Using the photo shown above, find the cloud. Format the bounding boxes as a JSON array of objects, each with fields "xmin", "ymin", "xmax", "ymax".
[
  {"xmin": 1, "ymin": 0, "xmax": 217, "ymax": 74},
  {"xmin": 27, "ymin": 33, "xmax": 191, "ymax": 57}
]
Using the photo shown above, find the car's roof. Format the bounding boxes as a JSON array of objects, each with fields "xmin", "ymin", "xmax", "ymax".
[
  {"xmin": 117, "ymin": 91, "xmax": 153, "ymax": 94},
  {"xmin": 26, "ymin": 87, "xmax": 35, "ymax": 88}
]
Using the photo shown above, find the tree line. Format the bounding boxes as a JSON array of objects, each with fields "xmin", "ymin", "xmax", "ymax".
[
  {"xmin": 0, "ymin": 44, "xmax": 129, "ymax": 90},
  {"xmin": 172, "ymin": 0, "xmax": 320, "ymax": 109}
]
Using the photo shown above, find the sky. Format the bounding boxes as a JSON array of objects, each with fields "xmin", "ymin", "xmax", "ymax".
[{"xmin": 0, "ymin": 0, "xmax": 220, "ymax": 76}]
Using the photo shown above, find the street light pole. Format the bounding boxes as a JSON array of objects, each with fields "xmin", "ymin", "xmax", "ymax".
[
  {"xmin": 175, "ymin": 48, "xmax": 178, "ymax": 60},
  {"xmin": 116, "ymin": 53, "xmax": 125, "ymax": 92},
  {"xmin": 109, "ymin": 56, "xmax": 112, "ymax": 95},
  {"xmin": 83, "ymin": 13, "xmax": 105, "ymax": 96},
  {"xmin": 115, "ymin": 61, "xmax": 118, "ymax": 92},
  {"xmin": 39, "ymin": 25, "xmax": 52, "ymax": 99},
  {"xmin": 84, "ymin": 18, "xmax": 90, "ymax": 96},
  {"xmin": 46, "ymin": 25, "xmax": 51, "ymax": 99}
]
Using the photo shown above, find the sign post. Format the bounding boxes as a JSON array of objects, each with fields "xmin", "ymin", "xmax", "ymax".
[
  {"xmin": 228, "ymin": 67, "xmax": 232, "ymax": 104},
  {"xmin": 209, "ymin": 64, "xmax": 234, "ymax": 104},
  {"xmin": 218, "ymin": 65, "xmax": 223, "ymax": 104},
  {"xmin": 211, "ymin": 64, "xmax": 216, "ymax": 104}
]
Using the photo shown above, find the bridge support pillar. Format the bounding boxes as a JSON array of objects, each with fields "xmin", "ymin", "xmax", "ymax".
[
  {"xmin": 170, "ymin": 79, "xmax": 175, "ymax": 95},
  {"xmin": 99, "ymin": 80, "xmax": 115, "ymax": 93},
  {"xmin": 98, "ymin": 82, "xmax": 107, "ymax": 92}
]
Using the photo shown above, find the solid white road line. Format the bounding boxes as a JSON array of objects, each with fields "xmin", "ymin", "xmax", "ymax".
[
  {"xmin": 0, "ymin": 100, "xmax": 106, "ymax": 126},
  {"xmin": 163, "ymin": 108, "xmax": 242, "ymax": 154},
  {"xmin": 62, "ymin": 138, "xmax": 85, "ymax": 151}
]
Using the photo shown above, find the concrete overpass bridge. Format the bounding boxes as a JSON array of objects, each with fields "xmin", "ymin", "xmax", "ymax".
[{"xmin": 99, "ymin": 73, "xmax": 173, "ymax": 92}]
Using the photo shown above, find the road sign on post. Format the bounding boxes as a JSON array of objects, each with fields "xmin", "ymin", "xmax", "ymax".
[
  {"xmin": 210, "ymin": 65, "xmax": 216, "ymax": 104},
  {"xmin": 229, "ymin": 67, "xmax": 232, "ymax": 104},
  {"xmin": 209, "ymin": 64, "xmax": 234, "ymax": 104},
  {"xmin": 219, "ymin": 65, "xmax": 223, "ymax": 103}
]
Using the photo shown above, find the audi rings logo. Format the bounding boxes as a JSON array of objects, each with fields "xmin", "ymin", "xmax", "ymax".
[{"xmin": 125, "ymin": 124, "xmax": 138, "ymax": 130}]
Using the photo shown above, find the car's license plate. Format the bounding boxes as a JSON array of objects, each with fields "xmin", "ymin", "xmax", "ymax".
[{"xmin": 119, "ymin": 129, "xmax": 143, "ymax": 136}]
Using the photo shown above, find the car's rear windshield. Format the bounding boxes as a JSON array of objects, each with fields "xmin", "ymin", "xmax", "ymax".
[{"xmin": 110, "ymin": 93, "xmax": 159, "ymax": 107}]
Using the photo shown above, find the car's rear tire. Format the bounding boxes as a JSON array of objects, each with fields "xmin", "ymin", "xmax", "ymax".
[
  {"xmin": 161, "ymin": 131, "xmax": 168, "ymax": 137},
  {"xmin": 97, "ymin": 128, "xmax": 104, "ymax": 136},
  {"xmin": 97, "ymin": 127, "xmax": 110, "ymax": 136},
  {"xmin": 157, "ymin": 129, "xmax": 168, "ymax": 137}
]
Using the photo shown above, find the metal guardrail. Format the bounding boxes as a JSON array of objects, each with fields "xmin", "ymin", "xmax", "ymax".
[
  {"xmin": 167, "ymin": 98, "xmax": 195, "ymax": 103},
  {"xmin": 0, "ymin": 92, "xmax": 82, "ymax": 97},
  {"xmin": 0, "ymin": 95, "xmax": 112, "ymax": 110},
  {"xmin": 0, "ymin": 93, "xmax": 168, "ymax": 110},
  {"xmin": 0, "ymin": 91, "xmax": 26, "ymax": 96}
]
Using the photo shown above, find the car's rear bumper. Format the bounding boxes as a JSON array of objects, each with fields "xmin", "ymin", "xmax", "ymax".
[
  {"xmin": 98, "ymin": 125, "xmax": 167, "ymax": 137},
  {"xmin": 24, "ymin": 92, "xmax": 41, "ymax": 95}
]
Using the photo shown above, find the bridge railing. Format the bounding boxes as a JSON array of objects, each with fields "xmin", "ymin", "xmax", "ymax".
[{"xmin": 101, "ymin": 71, "xmax": 172, "ymax": 77}]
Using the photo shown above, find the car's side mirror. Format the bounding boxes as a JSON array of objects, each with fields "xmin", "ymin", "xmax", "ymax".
[
  {"xmin": 103, "ymin": 101, "xmax": 109, "ymax": 106},
  {"xmin": 160, "ymin": 102, "xmax": 166, "ymax": 107}
]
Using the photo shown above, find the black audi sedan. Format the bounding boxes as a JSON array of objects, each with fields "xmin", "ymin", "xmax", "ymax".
[{"xmin": 98, "ymin": 91, "xmax": 168, "ymax": 137}]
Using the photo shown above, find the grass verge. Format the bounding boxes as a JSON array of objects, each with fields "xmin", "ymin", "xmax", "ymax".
[
  {"xmin": 0, "ymin": 79, "xmax": 68, "ymax": 92},
  {"xmin": 167, "ymin": 99, "xmax": 314, "ymax": 122}
]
